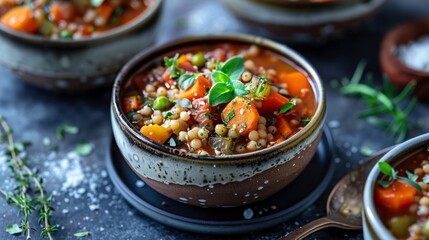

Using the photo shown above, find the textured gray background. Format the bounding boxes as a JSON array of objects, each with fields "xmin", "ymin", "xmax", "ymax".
[{"xmin": 0, "ymin": 0, "xmax": 429, "ymax": 239}]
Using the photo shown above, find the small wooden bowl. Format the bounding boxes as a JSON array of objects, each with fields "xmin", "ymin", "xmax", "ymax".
[{"xmin": 380, "ymin": 19, "xmax": 429, "ymax": 100}]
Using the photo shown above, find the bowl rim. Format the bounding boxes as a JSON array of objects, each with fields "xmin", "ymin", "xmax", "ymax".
[
  {"xmin": 0, "ymin": 0, "xmax": 162, "ymax": 48},
  {"xmin": 363, "ymin": 133, "xmax": 429, "ymax": 239},
  {"xmin": 111, "ymin": 33, "xmax": 326, "ymax": 163},
  {"xmin": 381, "ymin": 19, "xmax": 429, "ymax": 78}
]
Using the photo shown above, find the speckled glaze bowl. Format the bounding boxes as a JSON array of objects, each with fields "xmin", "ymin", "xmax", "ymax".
[
  {"xmin": 0, "ymin": 0, "xmax": 162, "ymax": 93},
  {"xmin": 363, "ymin": 133, "xmax": 429, "ymax": 239},
  {"xmin": 380, "ymin": 19, "xmax": 429, "ymax": 100},
  {"xmin": 111, "ymin": 34, "xmax": 326, "ymax": 207}
]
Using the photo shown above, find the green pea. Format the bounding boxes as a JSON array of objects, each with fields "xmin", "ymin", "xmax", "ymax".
[
  {"xmin": 153, "ymin": 96, "xmax": 170, "ymax": 110},
  {"xmin": 191, "ymin": 52, "xmax": 205, "ymax": 68},
  {"xmin": 60, "ymin": 29, "xmax": 73, "ymax": 39}
]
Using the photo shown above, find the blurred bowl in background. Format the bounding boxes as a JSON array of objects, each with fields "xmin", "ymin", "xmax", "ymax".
[
  {"xmin": 380, "ymin": 19, "xmax": 429, "ymax": 100},
  {"xmin": 222, "ymin": 0, "xmax": 385, "ymax": 43},
  {"xmin": 0, "ymin": 0, "xmax": 162, "ymax": 93}
]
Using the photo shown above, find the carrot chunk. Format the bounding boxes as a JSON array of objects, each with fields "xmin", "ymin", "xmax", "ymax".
[
  {"xmin": 123, "ymin": 96, "xmax": 141, "ymax": 114},
  {"xmin": 50, "ymin": 2, "xmax": 76, "ymax": 23},
  {"xmin": 276, "ymin": 117, "xmax": 293, "ymax": 139},
  {"xmin": 278, "ymin": 71, "xmax": 312, "ymax": 98},
  {"xmin": 96, "ymin": 3, "xmax": 114, "ymax": 21},
  {"xmin": 260, "ymin": 91, "xmax": 290, "ymax": 114},
  {"xmin": 374, "ymin": 180, "xmax": 416, "ymax": 211},
  {"xmin": 221, "ymin": 97, "xmax": 259, "ymax": 136},
  {"xmin": 140, "ymin": 125, "xmax": 172, "ymax": 144},
  {"xmin": 1, "ymin": 6, "xmax": 40, "ymax": 33},
  {"xmin": 178, "ymin": 75, "xmax": 211, "ymax": 101}
]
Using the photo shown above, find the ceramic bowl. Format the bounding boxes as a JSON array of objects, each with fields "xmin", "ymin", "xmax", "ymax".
[
  {"xmin": 222, "ymin": 0, "xmax": 385, "ymax": 43},
  {"xmin": 380, "ymin": 19, "xmax": 429, "ymax": 100},
  {"xmin": 111, "ymin": 34, "xmax": 326, "ymax": 207},
  {"xmin": 363, "ymin": 133, "xmax": 429, "ymax": 239},
  {"xmin": 0, "ymin": 0, "xmax": 162, "ymax": 93}
]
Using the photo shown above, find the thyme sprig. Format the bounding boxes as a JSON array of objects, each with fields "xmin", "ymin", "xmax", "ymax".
[
  {"xmin": 338, "ymin": 61, "xmax": 418, "ymax": 143},
  {"xmin": 0, "ymin": 115, "xmax": 56, "ymax": 240}
]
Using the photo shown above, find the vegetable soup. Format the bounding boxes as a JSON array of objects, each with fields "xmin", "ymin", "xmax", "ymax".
[
  {"xmin": 0, "ymin": 0, "xmax": 151, "ymax": 39},
  {"xmin": 122, "ymin": 43, "xmax": 317, "ymax": 156},
  {"xmin": 375, "ymin": 147, "xmax": 429, "ymax": 239}
]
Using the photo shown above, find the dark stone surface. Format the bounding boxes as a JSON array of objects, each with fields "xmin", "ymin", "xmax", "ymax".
[{"xmin": 0, "ymin": 0, "xmax": 428, "ymax": 239}]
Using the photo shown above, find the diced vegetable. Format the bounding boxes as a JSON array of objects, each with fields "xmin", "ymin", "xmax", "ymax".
[
  {"xmin": 279, "ymin": 71, "xmax": 312, "ymax": 98},
  {"xmin": 260, "ymin": 91, "xmax": 290, "ymax": 114},
  {"xmin": 178, "ymin": 75, "xmax": 211, "ymax": 100},
  {"xmin": 1, "ymin": 6, "xmax": 40, "ymax": 33},
  {"xmin": 140, "ymin": 125, "xmax": 172, "ymax": 144},
  {"xmin": 276, "ymin": 117, "xmax": 293, "ymax": 139},
  {"xmin": 387, "ymin": 215, "xmax": 416, "ymax": 238},
  {"xmin": 153, "ymin": 96, "xmax": 171, "ymax": 110},
  {"xmin": 95, "ymin": 3, "xmax": 114, "ymax": 21},
  {"xmin": 247, "ymin": 76, "xmax": 271, "ymax": 100},
  {"xmin": 191, "ymin": 52, "xmax": 206, "ymax": 67},
  {"xmin": 221, "ymin": 97, "xmax": 259, "ymax": 136},
  {"xmin": 123, "ymin": 96, "xmax": 141, "ymax": 113},
  {"xmin": 375, "ymin": 180, "xmax": 416, "ymax": 211}
]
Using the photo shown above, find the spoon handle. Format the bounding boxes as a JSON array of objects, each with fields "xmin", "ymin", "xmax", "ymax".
[{"xmin": 278, "ymin": 217, "xmax": 350, "ymax": 240}]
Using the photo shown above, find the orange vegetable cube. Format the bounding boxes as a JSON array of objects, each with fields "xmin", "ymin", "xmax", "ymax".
[
  {"xmin": 276, "ymin": 117, "xmax": 293, "ymax": 139},
  {"xmin": 260, "ymin": 91, "xmax": 290, "ymax": 114},
  {"xmin": 221, "ymin": 97, "xmax": 259, "ymax": 136},
  {"xmin": 123, "ymin": 96, "xmax": 141, "ymax": 114},
  {"xmin": 374, "ymin": 180, "xmax": 416, "ymax": 211},
  {"xmin": 140, "ymin": 124, "xmax": 172, "ymax": 144},
  {"xmin": 178, "ymin": 75, "xmax": 211, "ymax": 101},
  {"xmin": 1, "ymin": 6, "xmax": 40, "ymax": 33},
  {"xmin": 278, "ymin": 71, "xmax": 312, "ymax": 98}
]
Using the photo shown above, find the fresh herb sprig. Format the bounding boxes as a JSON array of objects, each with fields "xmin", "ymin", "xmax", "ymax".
[
  {"xmin": 0, "ymin": 116, "xmax": 56, "ymax": 240},
  {"xmin": 338, "ymin": 61, "xmax": 417, "ymax": 143},
  {"xmin": 164, "ymin": 54, "xmax": 185, "ymax": 80},
  {"xmin": 208, "ymin": 56, "xmax": 249, "ymax": 106},
  {"xmin": 378, "ymin": 162, "xmax": 422, "ymax": 191}
]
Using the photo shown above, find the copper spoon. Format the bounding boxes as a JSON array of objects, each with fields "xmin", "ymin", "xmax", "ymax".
[{"xmin": 280, "ymin": 147, "xmax": 392, "ymax": 240}]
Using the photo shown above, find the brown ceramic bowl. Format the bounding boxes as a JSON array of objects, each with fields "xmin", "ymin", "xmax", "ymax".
[
  {"xmin": 380, "ymin": 19, "xmax": 429, "ymax": 100},
  {"xmin": 0, "ymin": 0, "xmax": 162, "ymax": 93},
  {"xmin": 110, "ymin": 34, "xmax": 326, "ymax": 208}
]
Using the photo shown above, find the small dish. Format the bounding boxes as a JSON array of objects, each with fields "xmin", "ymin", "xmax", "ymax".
[
  {"xmin": 110, "ymin": 34, "xmax": 326, "ymax": 207},
  {"xmin": 380, "ymin": 19, "xmax": 429, "ymax": 100},
  {"xmin": 0, "ymin": 0, "xmax": 162, "ymax": 93},
  {"xmin": 363, "ymin": 133, "xmax": 429, "ymax": 239}
]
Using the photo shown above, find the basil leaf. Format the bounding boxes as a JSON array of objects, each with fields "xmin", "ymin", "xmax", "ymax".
[
  {"xmin": 378, "ymin": 162, "xmax": 393, "ymax": 177},
  {"xmin": 212, "ymin": 71, "xmax": 230, "ymax": 83},
  {"xmin": 208, "ymin": 83, "xmax": 234, "ymax": 106},
  {"xmin": 175, "ymin": 98, "xmax": 193, "ymax": 108},
  {"xmin": 279, "ymin": 99, "xmax": 296, "ymax": 113},
  {"xmin": 164, "ymin": 53, "xmax": 179, "ymax": 67},
  {"xmin": 220, "ymin": 56, "xmax": 244, "ymax": 81},
  {"xmin": 178, "ymin": 74, "xmax": 198, "ymax": 90},
  {"xmin": 231, "ymin": 80, "xmax": 248, "ymax": 96},
  {"xmin": 91, "ymin": 0, "xmax": 104, "ymax": 7}
]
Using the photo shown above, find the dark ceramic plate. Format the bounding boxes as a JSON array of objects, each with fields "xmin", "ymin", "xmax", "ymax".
[{"xmin": 106, "ymin": 127, "xmax": 335, "ymax": 235}]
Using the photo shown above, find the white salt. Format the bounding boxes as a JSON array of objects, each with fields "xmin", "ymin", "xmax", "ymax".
[{"xmin": 398, "ymin": 36, "xmax": 429, "ymax": 72}]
